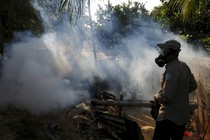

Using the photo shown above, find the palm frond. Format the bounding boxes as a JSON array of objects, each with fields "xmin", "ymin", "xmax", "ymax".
[
  {"xmin": 169, "ymin": 0, "xmax": 201, "ymax": 23},
  {"xmin": 169, "ymin": 0, "xmax": 184, "ymax": 9},
  {"xmin": 182, "ymin": 0, "xmax": 199, "ymax": 22},
  {"xmin": 58, "ymin": 0, "xmax": 84, "ymax": 23}
]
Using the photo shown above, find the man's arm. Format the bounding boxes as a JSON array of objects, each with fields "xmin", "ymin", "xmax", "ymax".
[{"xmin": 154, "ymin": 69, "xmax": 179, "ymax": 103}]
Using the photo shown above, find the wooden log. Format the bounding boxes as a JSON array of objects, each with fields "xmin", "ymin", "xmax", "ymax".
[
  {"xmin": 91, "ymin": 99, "xmax": 198, "ymax": 110},
  {"xmin": 91, "ymin": 100, "xmax": 156, "ymax": 108}
]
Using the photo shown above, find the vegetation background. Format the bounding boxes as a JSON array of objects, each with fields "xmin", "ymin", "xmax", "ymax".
[{"xmin": 0, "ymin": 0, "xmax": 209, "ymax": 56}]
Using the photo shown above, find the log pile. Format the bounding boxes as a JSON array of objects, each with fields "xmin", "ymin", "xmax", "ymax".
[
  {"xmin": 90, "ymin": 91, "xmax": 145, "ymax": 140},
  {"xmin": 88, "ymin": 89, "xmax": 198, "ymax": 140},
  {"xmin": 72, "ymin": 85, "xmax": 198, "ymax": 140}
]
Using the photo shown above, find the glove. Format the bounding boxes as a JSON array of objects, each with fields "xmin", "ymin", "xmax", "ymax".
[{"xmin": 150, "ymin": 100, "xmax": 160, "ymax": 120}]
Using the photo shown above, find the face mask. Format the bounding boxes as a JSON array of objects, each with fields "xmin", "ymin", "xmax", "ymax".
[
  {"xmin": 155, "ymin": 51, "xmax": 179, "ymax": 67},
  {"xmin": 155, "ymin": 55, "xmax": 166, "ymax": 67}
]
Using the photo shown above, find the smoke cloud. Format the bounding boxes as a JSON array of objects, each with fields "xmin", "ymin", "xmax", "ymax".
[{"xmin": 0, "ymin": 1, "xmax": 206, "ymax": 113}]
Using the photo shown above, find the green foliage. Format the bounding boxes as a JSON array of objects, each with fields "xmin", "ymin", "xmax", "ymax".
[
  {"xmin": 168, "ymin": 0, "xmax": 204, "ymax": 23},
  {"xmin": 151, "ymin": 5, "xmax": 169, "ymax": 28},
  {"xmin": 94, "ymin": 1, "xmax": 150, "ymax": 49},
  {"xmin": 113, "ymin": 2, "xmax": 149, "ymax": 27},
  {"xmin": 0, "ymin": 0, "xmax": 44, "ymax": 54},
  {"xmin": 96, "ymin": 1, "xmax": 149, "ymax": 32},
  {"xmin": 151, "ymin": 0, "xmax": 210, "ymax": 49},
  {"xmin": 202, "ymin": 38, "xmax": 210, "ymax": 46}
]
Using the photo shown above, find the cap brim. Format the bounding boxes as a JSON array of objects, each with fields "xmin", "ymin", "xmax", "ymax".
[{"xmin": 157, "ymin": 43, "xmax": 166, "ymax": 49}]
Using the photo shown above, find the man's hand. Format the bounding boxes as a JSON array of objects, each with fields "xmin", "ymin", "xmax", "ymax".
[
  {"xmin": 150, "ymin": 99, "xmax": 161, "ymax": 120},
  {"xmin": 154, "ymin": 93, "xmax": 159, "ymax": 101}
]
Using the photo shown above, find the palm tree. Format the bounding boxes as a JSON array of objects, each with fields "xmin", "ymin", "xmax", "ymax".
[
  {"xmin": 58, "ymin": 0, "xmax": 98, "ymax": 63},
  {"xmin": 168, "ymin": 0, "xmax": 208, "ymax": 22},
  {"xmin": 58, "ymin": 0, "xmax": 84, "ymax": 23}
]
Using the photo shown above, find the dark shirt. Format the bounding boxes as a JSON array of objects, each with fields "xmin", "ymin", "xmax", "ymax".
[{"xmin": 154, "ymin": 58, "xmax": 197, "ymax": 125}]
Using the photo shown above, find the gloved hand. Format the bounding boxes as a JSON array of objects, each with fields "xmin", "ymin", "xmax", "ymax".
[{"xmin": 150, "ymin": 100, "xmax": 160, "ymax": 120}]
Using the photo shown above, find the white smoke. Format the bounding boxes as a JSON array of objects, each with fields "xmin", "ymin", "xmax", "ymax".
[
  {"xmin": 0, "ymin": 1, "xmax": 207, "ymax": 113},
  {"xmin": 0, "ymin": 31, "xmax": 93, "ymax": 113}
]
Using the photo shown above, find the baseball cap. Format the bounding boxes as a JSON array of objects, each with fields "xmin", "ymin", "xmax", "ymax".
[{"xmin": 157, "ymin": 39, "xmax": 181, "ymax": 51}]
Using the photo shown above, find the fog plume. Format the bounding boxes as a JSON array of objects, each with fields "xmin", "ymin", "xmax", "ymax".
[{"xmin": 0, "ymin": 1, "xmax": 206, "ymax": 113}]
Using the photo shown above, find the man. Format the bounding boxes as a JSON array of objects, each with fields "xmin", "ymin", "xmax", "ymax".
[{"xmin": 153, "ymin": 39, "xmax": 197, "ymax": 140}]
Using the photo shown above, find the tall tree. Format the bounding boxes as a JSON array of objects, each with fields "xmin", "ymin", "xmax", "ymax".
[
  {"xmin": 94, "ymin": 1, "xmax": 150, "ymax": 50},
  {"xmin": 152, "ymin": 0, "xmax": 210, "ymax": 49},
  {"xmin": 0, "ymin": 0, "xmax": 44, "ymax": 55},
  {"xmin": 167, "ymin": 0, "xmax": 208, "ymax": 23}
]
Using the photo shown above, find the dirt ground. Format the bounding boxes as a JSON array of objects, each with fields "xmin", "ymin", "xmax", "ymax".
[
  {"xmin": 0, "ymin": 104, "xmax": 203, "ymax": 140},
  {"xmin": 0, "ymin": 104, "xmax": 155, "ymax": 140},
  {"xmin": 0, "ymin": 106, "xmax": 89, "ymax": 140},
  {"xmin": 124, "ymin": 108, "xmax": 155, "ymax": 140}
]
